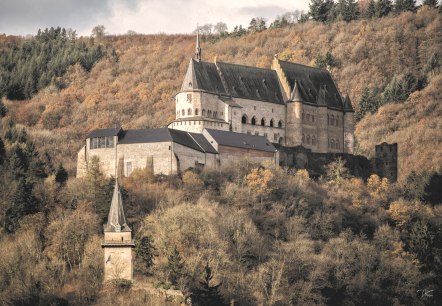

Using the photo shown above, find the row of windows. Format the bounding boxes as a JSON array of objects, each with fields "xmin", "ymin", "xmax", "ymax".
[
  {"xmin": 302, "ymin": 134, "xmax": 317, "ymax": 146},
  {"xmin": 302, "ymin": 112, "xmax": 315, "ymax": 123},
  {"xmin": 173, "ymin": 121, "xmax": 224, "ymax": 127},
  {"xmin": 328, "ymin": 114, "xmax": 341, "ymax": 127},
  {"xmin": 246, "ymin": 131, "xmax": 284, "ymax": 143},
  {"xmin": 177, "ymin": 108, "xmax": 223, "ymax": 118},
  {"xmin": 90, "ymin": 136, "xmax": 114, "ymax": 149},
  {"xmin": 329, "ymin": 138, "xmax": 340, "ymax": 149},
  {"xmin": 242, "ymin": 115, "xmax": 283, "ymax": 128}
]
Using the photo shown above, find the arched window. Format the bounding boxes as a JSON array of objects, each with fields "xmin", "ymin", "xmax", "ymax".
[
  {"xmin": 213, "ymin": 111, "xmax": 217, "ymax": 118},
  {"xmin": 208, "ymin": 110, "xmax": 212, "ymax": 117},
  {"xmin": 327, "ymin": 114, "xmax": 330, "ymax": 125},
  {"xmin": 312, "ymin": 135, "xmax": 316, "ymax": 145},
  {"xmin": 202, "ymin": 109, "xmax": 206, "ymax": 116},
  {"xmin": 306, "ymin": 113, "xmax": 310, "ymax": 121},
  {"xmin": 251, "ymin": 116, "xmax": 256, "ymax": 125},
  {"xmin": 279, "ymin": 137, "xmax": 284, "ymax": 144},
  {"xmin": 331, "ymin": 115, "xmax": 335, "ymax": 126},
  {"xmin": 278, "ymin": 120, "xmax": 283, "ymax": 128},
  {"xmin": 331, "ymin": 139, "xmax": 335, "ymax": 149},
  {"xmin": 242, "ymin": 115, "xmax": 247, "ymax": 124},
  {"xmin": 261, "ymin": 118, "xmax": 266, "ymax": 126},
  {"xmin": 302, "ymin": 113, "xmax": 305, "ymax": 122},
  {"xmin": 307, "ymin": 135, "xmax": 310, "ymax": 144},
  {"xmin": 312, "ymin": 115, "xmax": 315, "ymax": 123},
  {"xmin": 336, "ymin": 116, "xmax": 339, "ymax": 126},
  {"xmin": 195, "ymin": 108, "xmax": 199, "ymax": 116},
  {"xmin": 302, "ymin": 134, "xmax": 305, "ymax": 143},
  {"xmin": 176, "ymin": 111, "xmax": 179, "ymax": 117},
  {"xmin": 187, "ymin": 108, "xmax": 192, "ymax": 116},
  {"xmin": 181, "ymin": 109, "xmax": 185, "ymax": 116},
  {"xmin": 270, "ymin": 119, "xmax": 274, "ymax": 127}
]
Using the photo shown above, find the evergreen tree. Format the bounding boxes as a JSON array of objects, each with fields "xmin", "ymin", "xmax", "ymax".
[
  {"xmin": 0, "ymin": 137, "xmax": 5, "ymax": 165},
  {"xmin": 9, "ymin": 146, "xmax": 28, "ymax": 179},
  {"xmin": 356, "ymin": 87, "xmax": 379, "ymax": 120},
  {"xmin": 394, "ymin": 0, "xmax": 416, "ymax": 13},
  {"xmin": 335, "ymin": 0, "xmax": 359, "ymax": 21},
  {"xmin": 0, "ymin": 99, "xmax": 7, "ymax": 117},
  {"xmin": 55, "ymin": 163, "xmax": 68, "ymax": 185},
  {"xmin": 167, "ymin": 245, "xmax": 185, "ymax": 286},
  {"xmin": 422, "ymin": 0, "xmax": 439, "ymax": 8},
  {"xmin": 309, "ymin": 0, "xmax": 335, "ymax": 22},
  {"xmin": 4, "ymin": 178, "xmax": 38, "ymax": 233},
  {"xmin": 376, "ymin": 0, "xmax": 393, "ymax": 17},
  {"xmin": 193, "ymin": 263, "xmax": 225, "ymax": 306},
  {"xmin": 366, "ymin": 0, "xmax": 377, "ymax": 18},
  {"xmin": 136, "ymin": 236, "xmax": 157, "ymax": 275}
]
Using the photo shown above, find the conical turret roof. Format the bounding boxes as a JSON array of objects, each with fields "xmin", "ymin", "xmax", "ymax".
[
  {"xmin": 343, "ymin": 94, "xmax": 354, "ymax": 112},
  {"xmin": 289, "ymin": 80, "xmax": 303, "ymax": 102},
  {"xmin": 104, "ymin": 179, "xmax": 131, "ymax": 232}
]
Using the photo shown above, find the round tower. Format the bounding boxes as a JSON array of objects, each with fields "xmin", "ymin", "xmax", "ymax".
[
  {"xmin": 343, "ymin": 95, "xmax": 355, "ymax": 154},
  {"xmin": 316, "ymin": 85, "xmax": 329, "ymax": 153},
  {"xmin": 285, "ymin": 80, "xmax": 303, "ymax": 147}
]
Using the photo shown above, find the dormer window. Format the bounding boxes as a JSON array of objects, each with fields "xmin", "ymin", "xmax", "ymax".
[{"xmin": 188, "ymin": 82, "xmax": 192, "ymax": 88}]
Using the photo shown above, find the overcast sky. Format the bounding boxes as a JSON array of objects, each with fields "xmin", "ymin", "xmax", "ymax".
[{"xmin": 0, "ymin": 0, "xmax": 311, "ymax": 36}]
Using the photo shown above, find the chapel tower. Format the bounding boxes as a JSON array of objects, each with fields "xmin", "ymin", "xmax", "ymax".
[{"xmin": 101, "ymin": 179, "xmax": 134, "ymax": 282}]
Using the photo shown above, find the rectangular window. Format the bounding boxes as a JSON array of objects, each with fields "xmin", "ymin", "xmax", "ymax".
[
  {"xmin": 187, "ymin": 94, "xmax": 192, "ymax": 102},
  {"xmin": 274, "ymin": 133, "xmax": 278, "ymax": 142},
  {"xmin": 90, "ymin": 136, "xmax": 115, "ymax": 149},
  {"xmin": 126, "ymin": 162, "xmax": 132, "ymax": 176}
]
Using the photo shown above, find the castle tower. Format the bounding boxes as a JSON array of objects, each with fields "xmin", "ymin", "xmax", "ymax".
[
  {"xmin": 285, "ymin": 80, "xmax": 303, "ymax": 146},
  {"xmin": 375, "ymin": 142, "xmax": 398, "ymax": 182},
  {"xmin": 102, "ymin": 179, "xmax": 135, "ymax": 282},
  {"xmin": 343, "ymin": 95, "xmax": 355, "ymax": 154},
  {"xmin": 317, "ymin": 85, "xmax": 329, "ymax": 153}
]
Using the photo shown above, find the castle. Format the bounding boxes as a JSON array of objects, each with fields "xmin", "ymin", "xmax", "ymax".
[{"xmin": 76, "ymin": 33, "xmax": 355, "ymax": 178}]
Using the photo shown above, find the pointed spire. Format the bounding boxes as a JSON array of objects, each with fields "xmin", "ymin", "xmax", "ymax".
[
  {"xmin": 195, "ymin": 24, "xmax": 202, "ymax": 62},
  {"xmin": 343, "ymin": 94, "xmax": 354, "ymax": 112},
  {"xmin": 290, "ymin": 80, "xmax": 303, "ymax": 102},
  {"xmin": 105, "ymin": 179, "xmax": 130, "ymax": 232}
]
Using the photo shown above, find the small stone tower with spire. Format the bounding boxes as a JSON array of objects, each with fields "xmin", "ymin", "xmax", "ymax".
[
  {"xmin": 101, "ymin": 179, "xmax": 134, "ymax": 282},
  {"xmin": 285, "ymin": 80, "xmax": 303, "ymax": 146}
]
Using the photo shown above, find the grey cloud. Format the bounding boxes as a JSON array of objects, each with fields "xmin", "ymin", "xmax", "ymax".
[
  {"xmin": 237, "ymin": 5, "xmax": 288, "ymax": 20},
  {"xmin": 0, "ymin": 0, "xmax": 115, "ymax": 35}
]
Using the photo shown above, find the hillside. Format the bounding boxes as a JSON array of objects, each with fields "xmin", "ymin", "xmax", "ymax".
[
  {"xmin": 1, "ymin": 7, "xmax": 440, "ymax": 180},
  {"xmin": 0, "ymin": 7, "xmax": 442, "ymax": 306}
]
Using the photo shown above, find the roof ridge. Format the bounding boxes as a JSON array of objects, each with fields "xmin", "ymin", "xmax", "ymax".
[
  {"xmin": 186, "ymin": 132, "xmax": 206, "ymax": 152},
  {"xmin": 278, "ymin": 60, "xmax": 328, "ymax": 72},
  {"xmin": 216, "ymin": 61, "xmax": 276, "ymax": 73}
]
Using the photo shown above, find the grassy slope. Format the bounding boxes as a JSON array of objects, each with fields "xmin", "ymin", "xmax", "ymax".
[{"xmin": 4, "ymin": 7, "xmax": 441, "ymax": 179}]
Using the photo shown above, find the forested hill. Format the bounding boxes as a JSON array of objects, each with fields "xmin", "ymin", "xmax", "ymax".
[{"xmin": 1, "ymin": 7, "xmax": 441, "ymax": 180}]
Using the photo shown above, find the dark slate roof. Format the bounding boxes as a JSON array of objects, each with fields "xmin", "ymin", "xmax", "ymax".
[
  {"xmin": 169, "ymin": 129, "xmax": 212, "ymax": 153},
  {"xmin": 188, "ymin": 132, "xmax": 218, "ymax": 154},
  {"xmin": 87, "ymin": 128, "xmax": 122, "ymax": 138},
  {"xmin": 205, "ymin": 129, "xmax": 277, "ymax": 152},
  {"xmin": 278, "ymin": 61, "xmax": 344, "ymax": 109},
  {"xmin": 181, "ymin": 59, "xmax": 227, "ymax": 94},
  {"xmin": 216, "ymin": 62, "xmax": 285, "ymax": 105},
  {"xmin": 118, "ymin": 128, "xmax": 171, "ymax": 144},
  {"xmin": 115, "ymin": 128, "xmax": 217, "ymax": 154}
]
